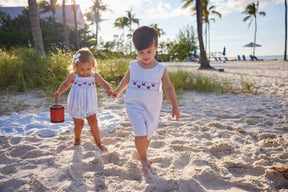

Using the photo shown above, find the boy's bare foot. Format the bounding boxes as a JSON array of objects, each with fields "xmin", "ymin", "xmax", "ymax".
[
  {"xmin": 73, "ymin": 139, "xmax": 81, "ymax": 146},
  {"xmin": 141, "ymin": 158, "xmax": 152, "ymax": 171},
  {"xmin": 97, "ymin": 144, "xmax": 108, "ymax": 151}
]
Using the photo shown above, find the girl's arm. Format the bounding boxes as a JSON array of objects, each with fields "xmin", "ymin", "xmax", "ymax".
[
  {"xmin": 94, "ymin": 73, "xmax": 113, "ymax": 97},
  {"xmin": 54, "ymin": 73, "xmax": 75, "ymax": 98},
  {"xmin": 112, "ymin": 70, "xmax": 130, "ymax": 98},
  {"xmin": 162, "ymin": 68, "xmax": 180, "ymax": 121}
]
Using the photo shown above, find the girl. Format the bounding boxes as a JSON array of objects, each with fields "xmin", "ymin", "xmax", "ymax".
[
  {"xmin": 112, "ymin": 26, "xmax": 180, "ymax": 170},
  {"xmin": 54, "ymin": 48, "xmax": 112, "ymax": 151}
]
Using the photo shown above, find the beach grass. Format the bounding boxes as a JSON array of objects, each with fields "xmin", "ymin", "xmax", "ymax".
[
  {"xmin": 0, "ymin": 48, "xmax": 258, "ymax": 95},
  {"xmin": 168, "ymin": 69, "xmax": 258, "ymax": 95},
  {"xmin": 0, "ymin": 48, "xmax": 71, "ymax": 92},
  {"xmin": 97, "ymin": 58, "xmax": 130, "ymax": 89}
]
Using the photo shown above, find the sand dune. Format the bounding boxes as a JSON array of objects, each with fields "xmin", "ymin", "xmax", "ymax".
[{"xmin": 0, "ymin": 60, "xmax": 288, "ymax": 191}]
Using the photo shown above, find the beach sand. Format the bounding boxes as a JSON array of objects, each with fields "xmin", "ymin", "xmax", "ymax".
[{"xmin": 0, "ymin": 60, "xmax": 288, "ymax": 191}]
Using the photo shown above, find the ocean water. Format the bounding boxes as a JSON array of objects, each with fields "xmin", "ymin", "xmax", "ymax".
[
  {"xmin": 225, "ymin": 55, "xmax": 285, "ymax": 61},
  {"xmin": 257, "ymin": 55, "xmax": 284, "ymax": 61}
]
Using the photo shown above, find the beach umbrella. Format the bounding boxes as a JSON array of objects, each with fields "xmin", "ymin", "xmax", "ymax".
[
  {"xmin": 244, "ymin": 42, "xmax": 262, "ymax": 47},
  {"xmin": 244, "ymin": 42, "xmax": 261, "ymax": 56},
  {"xmin": 222, "ymin": 47, "xmax": 226, "ymax": 56},
  {"xmin": 193, "ymin": 49, "xmax": 197, "ymax": 58}
]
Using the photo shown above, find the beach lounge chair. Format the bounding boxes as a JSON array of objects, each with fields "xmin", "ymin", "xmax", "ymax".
[
  {"xmin": 218, "ymin": 57, "xmax": 222, "ymax": 61},
  {"xmin": 242, "ymin": 55, "xmax": 246, "ymax": 60},
  {"xmin": 249, "ymin": 55, "xmax": 255, "ymax": 61},
  {"xmin": 224, "ymin": 57, "xmax": 228, "ymax": 61},
  {"xmin": 253, "ymin": 56, "xmax": 263, "ymax": 61},
  {"xmin": 214, "ymin": 57, "xmax": 218, "ymax": 61},
  {"xmin": 237, "ymin": 55, "xmax": 241, "ymax": 61}
]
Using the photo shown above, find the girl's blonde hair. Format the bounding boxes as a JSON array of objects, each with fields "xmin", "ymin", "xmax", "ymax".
[{"xmin": 72, "ymin": 48, "xmax": 97, "ymax": 73}]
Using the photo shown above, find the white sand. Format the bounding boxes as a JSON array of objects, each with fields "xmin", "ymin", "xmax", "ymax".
[{"xmin": 0, "ymin": 60, "xmax": 288, "ymax": 191}]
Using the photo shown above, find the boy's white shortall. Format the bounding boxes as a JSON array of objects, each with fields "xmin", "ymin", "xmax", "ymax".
[
  {"xmin": 68, "ymin": 73, "xmax": 98, "ymax": 119},
  {"xmin": 125, "ymin": 60, "xmax": 166, "ymax": 140}
]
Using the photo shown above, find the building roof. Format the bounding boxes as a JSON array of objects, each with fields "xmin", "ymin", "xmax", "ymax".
[{"xmin": 0, "ymin": 5, "xmax": 85, "ymax": 29}]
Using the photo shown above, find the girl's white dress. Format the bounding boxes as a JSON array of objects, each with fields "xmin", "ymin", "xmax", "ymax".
[
  {"xmin": 68, "ymin": 73, "xmax": 98, "ymax": 119},
  {"xmin": 125, "ymin": 60, "xmax": 166, "ymax": 140}
]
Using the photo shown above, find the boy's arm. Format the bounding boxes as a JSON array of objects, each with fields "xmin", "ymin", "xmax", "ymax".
[
  {"xmin": 54, "ymin": 74, "xmax": 74, "ymax": 98},
  {"xmin": 162, "ymin": 68, "xmax": 180, "ymax": 121},
  {"xmin": 94, "ymin": 73, "xmax": 113, "ymax": 97},
  {"xmin": 112, "ymin": 70, "xmax": 130, "ymax": 98}
]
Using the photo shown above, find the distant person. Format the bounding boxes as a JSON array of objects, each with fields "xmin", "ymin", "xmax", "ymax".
[
  {"xmin": 112, "ymin": 26, "xmax": 180, "ymax": 170},
  {"xmin": 54, "ymin": 48, "xmax": 112, "ymax": 151}
]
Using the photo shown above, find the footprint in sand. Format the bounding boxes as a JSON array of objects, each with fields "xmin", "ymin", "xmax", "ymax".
[
  {"xmin": 0, "ymin": 164, "xmax": 18, "ymax": 175},
  {"xmin": 9, "ymin": 145, "xmax": 37, "ymax": 158},
  {"xmin": 173, "ymin": 152, "xmax": 191, "ymax": 169},
  {"xmin": 150, "ymin": 140, "xmax": 165, "ymax": 148},
  {"xmin": 22, "ymin": 149, "xmax": 51, "ymax": 159},
  {"xmin": 209, "ymin": 143, "xmax": 234, "ymax": 159},
  {"xmin": 102, "ymin": 151, "xmax": 123, "ymax": 166},
  {"xmin": 224, "ymin": 161, "xmax": 265, "ymax": 178}
]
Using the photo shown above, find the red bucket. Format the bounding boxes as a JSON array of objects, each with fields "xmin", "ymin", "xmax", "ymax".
[{"xmin": 50, "ymin": 104, "xmax": 65, "ymax": 123}]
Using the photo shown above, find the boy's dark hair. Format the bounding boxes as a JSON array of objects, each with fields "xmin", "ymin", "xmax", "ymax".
[{"xmin": 132, "ymin": 26, "xmax": 158, "ymax": 51}]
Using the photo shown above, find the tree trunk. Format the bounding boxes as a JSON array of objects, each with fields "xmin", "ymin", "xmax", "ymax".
[
  {"xmin": 95, "ymin": 0, "xmax": 99, "ymax": 49},
  {"xmin": 253, "ymin": 16, "xmax": 257, "ymax": 57},
  {"xmin": 28, "ymin": 0, "xmax": 45, "ymax": 54},
  {"xmin": 196, "ymin": 0, "xmax": 212, "ymax": 69},
  {"xmin": 62, "ymin": 0, "xmax": 70, "ymax": 51},
  {"xmin": 285, "ymin": 0, "xmax": 287, "ymax": 61},
  {"xmin": 73, "ymin": 0, "xmax": 80, "ymax": 50}
]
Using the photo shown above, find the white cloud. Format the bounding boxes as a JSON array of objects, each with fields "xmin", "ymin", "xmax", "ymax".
[{"xmin": 210, "ymin": 0, "xmax": 283, "ymax": 16}]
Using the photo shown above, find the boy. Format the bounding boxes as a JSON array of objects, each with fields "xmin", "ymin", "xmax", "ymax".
[{"xmin": 112, "ymin": 26, "xmax": 180, "ymax": 170}]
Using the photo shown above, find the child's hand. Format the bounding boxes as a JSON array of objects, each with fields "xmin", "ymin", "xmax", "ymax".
[
  {"xmin": 172, "ymin": 106, "xmax": 180, "ymax": 121},
  {"xmin": 54, "ymin": 92, "xmax": 60, "ymax": 99},
  {"xmin": 111, "ymin": 91, "xmax": 120, "ymax": 99},
  {"xmin": 105, "ymin": 89, "xmax": 113, "ymax": 97}
]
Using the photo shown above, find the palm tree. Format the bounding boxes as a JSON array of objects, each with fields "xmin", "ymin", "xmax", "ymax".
[
  {"xmin": 114, "ymin": 9, "xmax": 139, "ymax": 54},
  {"xmin": 182, "ymin": 0, "xmax": 213, "ymax": 69},
  {"xmin": 285, "ymin": 0, "xmax": 287, "ymax": 61},
  {"xmin": 126, "ymin": 9, "xmax": 139, "ymax": 54},
  {"xmin": 202, "ymin": 0, "xmax": 221, "ymax": 60},
  {"xmin": 114, "ymin": 16, "xmax": 129, "ymax": 52},
  {"xmin": 62, "ymin": 0, "xmax": 70, "ymax": 50},
  {"xmin": 114, "ymin": 16, "xmax": 129, "ymax": 39},
  {"xmin": 242, "ymin": 1, "xmax": 266, "ymax": 57},
  {"xmin": 28, "ymin": 0, "xmax": 45, "ymax": 54},
  {"xmin": 150, "ymin": 24, "xmax": 165, "ymax": 38},
  {"xmin": 72, "ymin": 0, "xmax": 80, "ymax": 50},
  {"xmin": 85, "ymin": 0, "xmax": 109, "ymax": 49}
]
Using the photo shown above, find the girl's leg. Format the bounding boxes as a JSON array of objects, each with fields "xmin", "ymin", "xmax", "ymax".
[
  {"xmin": 73, "ymin": 118, "xmax": 84, "ymax": 145},
  {"xmin": 135, "ymin": 136, "xmax": 152, "ymax": 170},
  {"xmin": 86, "ymin": 114, "xmax": 107, "ymax": 151}
]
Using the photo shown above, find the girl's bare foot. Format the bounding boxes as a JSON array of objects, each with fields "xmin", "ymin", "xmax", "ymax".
[
  {"xmin": 97, "ymin": 144, "xmax": 108, "ymax": 151},
  {"xmin": 73, "ymin": 138, "xmax": 81, "ymax": 146},
  {"xmin": 141, "ymin": 158, "xmax": 152, "ymax": 171}
]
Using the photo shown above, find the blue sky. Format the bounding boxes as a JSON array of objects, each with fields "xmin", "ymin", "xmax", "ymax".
[{"xmin": 1, "ymin": 0, "xmax": 285, "ymax": 57}]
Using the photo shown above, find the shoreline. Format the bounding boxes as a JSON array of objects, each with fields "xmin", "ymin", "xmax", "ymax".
[{"xmin": 0, "ymin": 60, "xmax": 288, "ymax": 191}]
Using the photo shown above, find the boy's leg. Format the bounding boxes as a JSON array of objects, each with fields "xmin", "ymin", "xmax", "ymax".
[
  {"xmin": 73, "ymin": 118, "xmax": 84, "ymax": 145},
  {"xmin": 86, "ymin": 114, "xmax": 107, "ymax": 151},
  {"xmin": 146, "ymin": 139, "xmax": 151, "ymax": 150},
  {"xmin": 135, "ymin": 136, "xmax": 152, "ymax": 170}
]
